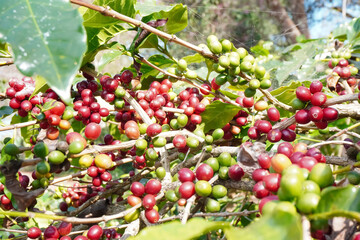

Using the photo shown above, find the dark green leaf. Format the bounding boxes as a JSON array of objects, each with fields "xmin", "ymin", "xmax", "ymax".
[
  {"xmin": 309, "ymin": 186, "xmax": 360, "ymax": 221},
  {"xmin": 137, "ymin": 34, "xmax": 159, "ymax": 49},
  {"xmin": 82, "ymin": 0, "xmax": 136, "ymax": 28},
  {"xmin": 0, "ymin": 0, "xmax": 87, "ymax": 103},
  {"xmin": 224, "ymin": 211, "xmax": 302, "ymax": 240},
  {"xmin": 141, "ymin": 55, "xmax": 174, "ymax": 79},
  {"xmin": 129, "ymin": 218, "xmax": 230, "ymax": 240},
  {"xmin": 83, "ymin": 25, "xmax": 127, "ymax": 64},
  {"xmin": 219, "ymin": 90, "xmax": 240, "ymax": 100},
  {"xmin": 1, "ymin": 138, "xmax": 14, "ymax": 164},
  {"xmin": 0, "ymin": 106, "xmax": 13, "ymax": 119},
  {"xmin": 137, "ymin": 4, "xmax": 188, "ymax": 34},
  {"xmin": 201, "ymin": 101, "xmax": 241, "ymax": 132}
]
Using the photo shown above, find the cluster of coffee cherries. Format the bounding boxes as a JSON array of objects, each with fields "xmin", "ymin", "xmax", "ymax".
[
  {"xmin": 73, "ymin": 81, "xmax": 109, "ymax": 125},
  {"xmin": 253, "ymin": 143, "xmax": 333, "ymax": 240},
  {"xmin": 27, "ymin": 223, "xmax": 117, "ymax": 240},
  {"xmin": 128, "ymin": 179, "xmax": 162, "ymax": 223},
  {"xmin": 56, "ymin": 183, "xmax": 107, "ymax": 210},
  {"xmin": 5, "ymin": 76, "xmax": 74, "ymax": 142},
  {"xmin": 6, "ymin": 77, "xmax": 36, "ymax": 115},
  {"xmin": 293, "ymin": 81, "xmax": 338, "ymax": 129},
  {"xmin": 163, "ymin": 155, "xmax": 243, "ymax": 212},
  {"xmin": 195, "ymin": 35, "xmax": 272, "ymax": 97},
  {"xmin": 327, "ymin": 57, "xmax": 358, "ymax": 95},
  {"xmin": 246, "ymin": 103, "xmax": 296, "ymax": 142},
  {"xmin": 252, "ymin": 142, "xmax": 327, "ymax": 200}
]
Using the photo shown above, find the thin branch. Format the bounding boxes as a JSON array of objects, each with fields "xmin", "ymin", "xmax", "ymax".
[
  {"xmin": 327, "ymin": 122, "xmax": 360, "ymax": 141},
  {"xmin": 69, "ymin": 0, "xmax": 216, "ymax": 60},
  {"xmin": 0, "ymin": 59, "xmax": 14, "ymax": 67},
  {"xmin": 70, "ymin": 141, "xmax": 136, "ymax": 158},
  {"xmin": 0, "ymin": 120, "xmax": 37, "ymax": 132},
  {"xmin": 259, "ymin": 88, "xmax": 295, "ymax": 112},
  {"xmin": 308, "ymin": 140, "xmax": 360, "ymax": 151}
]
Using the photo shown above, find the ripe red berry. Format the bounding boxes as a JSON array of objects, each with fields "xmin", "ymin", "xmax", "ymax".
[
  {"xmin": 242, "ymin": 97, "xmax": 254, "ymax": 108},
  {"xmin": 248, "ymin": 127, "xmax": 260, "ymax": 140},
  {"xmin": 145, "ymin": 179, "xmax": 162, "ymax": 195},
  {"xmin": 228, "ymin": 164, "xmax": 244, "ymax": 181},
  {"xmin": 311, "ymin": 92, "xmax": 327, "ymax": 106},
  {"xmin": 27, "ymin": 227, "xmax": 42, "ymax": 239},
  {"xmin": 296, "ymin": 86, "xmax": 311, "ymax": 102},
  {"xmin": 267, "ymin": 107, "xmax": 280, "ymax": 121},
  {"xmin": 295, "ymin": 109, "xmax": 310, "ymax": 124},
  {"xmin": 87, "ymin": 225, "xmax": 103, "ymax": 240},
  {"xmin": 258, "ymin": 153, "xmax": 271, "ymax": 169},
  {"xmin": 58, "ymin": 222, "xmax": 72, "ymax": 236},
  {"xmin": 267, "ymin": 129, "xmax": 282, "ymax": 143},
  {"xmin": 146, "ymin": 123, "xmax": 162, "ymax": 137},
  {"xmin": 281, "ymin": 129, "xmax": 296, "ymax": 142},
  {"xmin": 257, "ymin": 120, "xmax": 272, "ymax": 133},
  {"xmin": 309, "ymin": 81, "xmax": 323, "ymax": 94},
  {"xmin": 252, "ymin": 168, "xmax": 269, "ymax": 182},
  {"xmin": 196, "ymin": 164, "xmax": 214, "ymax": 181},
  {"xmin": 85, "ymin": 123, "xmax": 102, "ymax": 140},
  {"xmin": 130, "ymin": 182, "xmax": 145, "ymax": 197},
  {"xmin": 145, "ymin": 208, "xmax": 160, "ymax": 223},
  {"xmin": 253, "ymin": 181, "xmax": 269, "ymax": 199},
  {"xmin": 178, "ymin": 168, "xmax": 195, "ymax": 183},
  {"xmin": 44, "ymin": 226, "xmax": 60, "ymax": 239},
  {"xmin": 142, "ymin": 194, "xmax": 156, "ymax": 209},
  {"xmin": 179, "ymin": 181, "xmax": 195, "ymax": 199},
  {"xmin": 309, "ymin": 106, "xmax": 324, "ymax": 122},
  {"xmin": 322, "ymin": 107, "xmax": 338, "ymax": 122},
  {"xmin": 263, "ymin": 173, "xmax": 281, "ymax": 192}
]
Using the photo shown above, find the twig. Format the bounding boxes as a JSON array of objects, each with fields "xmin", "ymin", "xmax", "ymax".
[
  {"xmin": 308, "ymin": 140, "xmax": 360, "ymax": 151},
  {"xmin": 159, "ymin": 209, "xmax": 258, "ymax": 223},
  {"xmin": 70, "ymin": 141, "xmax": 136, "ymax": 158},
  {"xmin": 0, "ymin": 60, "xmax": 14, "ymax": 67},
  {"xmin": 327, "ymin": 122, "xmax": 360, "ymax": 141},
  {"xmin": 259, "ymin": 88, "xmax": 295, "ymax": 112},
  {"xmin": 69, "ymin": 0, "xmax": 216, "ymax": 60},
  {"xmin": 302, "ymin": 216, "xmax": 312, "ymax": 240},
  {"xmin": 0, "ymin": 120, "xmax": 37, "ymax": 132},
  {"xmin": 0, "ymin": 228, "xmax": 27, "ymax": 234}
]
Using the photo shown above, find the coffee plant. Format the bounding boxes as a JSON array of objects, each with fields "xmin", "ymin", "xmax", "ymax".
[{"xmin": 1, "ymin": 0, "xmax": 360, "ymax": 239}]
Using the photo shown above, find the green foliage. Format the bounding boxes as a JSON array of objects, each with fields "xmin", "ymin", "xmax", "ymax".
[
  {"xmin": 270, "ymin": 41, "xmax": 323, "ymax": 87},
  {"xmin": 129, "ymin": 218, "xmax": 231, "ymax": 240},
  {"xmin": 201, "ymin": 101, "xmax": 241, "ymax": 132},
  {"xmin": 11, "ymin": 114, "xmax": 37, "ymax": 144},
  {"xmin": 137, "ymin": 3, "xmax": 188, "ymax": 35},
  {"xmin": 0, "ymin": 0, "xmax": 86, "ymax": 103},
  {"xmin": 310, "ymin": 186, "xmax": 360, "ymax": 221},
  {"xmin": 82, "ymin": 0, "xmax": 136, "ymax": 28},
  {"xmin": 0, "ymin": 106, "xmax": 13, "ymax": 119},
  {"xmin": 224, "ymin": 211, "xmax": 302, "ymax": 240}
]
